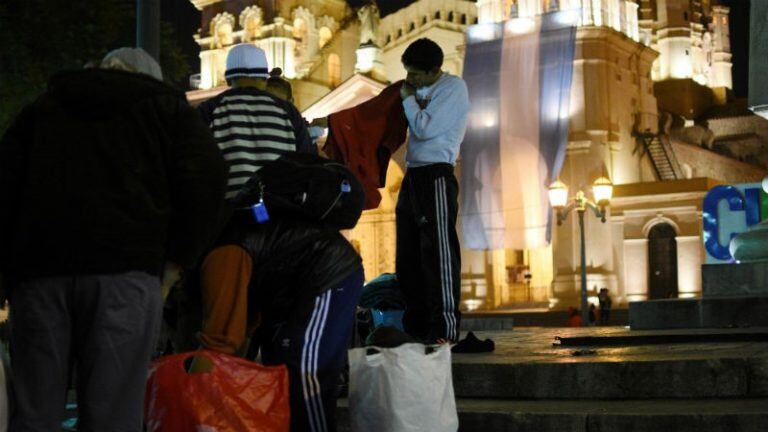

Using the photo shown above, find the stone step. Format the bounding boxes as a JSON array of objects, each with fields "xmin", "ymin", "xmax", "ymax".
[
  {"xmin": 461, "ymin": 309, "xmax": 629, "ymax": 329},
  {"xmin": 629, "ymin": 295, "xmax": 768, "ymax": 330},
  {"xmin": 451, "ymin": 355, "xmax": 768, "ymax": 399},
  {"xmin": 448, "ymin": 327, "xmax": 768, "ymax": 400},
  {"xmin": 336, "ymin": 398, "xmax": 768, "ymax": 432}
]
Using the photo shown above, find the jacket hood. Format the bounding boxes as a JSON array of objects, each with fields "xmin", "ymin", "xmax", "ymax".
[{"xmin": 47, "ymin": 68, "xmax": 182, "ymax": 115}]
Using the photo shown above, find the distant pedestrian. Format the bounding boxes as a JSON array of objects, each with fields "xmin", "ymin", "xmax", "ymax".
[
  {"xmin": 0, "ymin": 47, "xmax": 227, "ymax": 432},
  {"xmin": 589, "ymin": 304, "xmax": 597, "ymax": 326},
  {"xmin": 265, "ymin": 67, "xmax": 327, "ymax": 143},
  {"xmin": 567, "ymin": 307, "xmax": 583, "ymax": 327},
  {"xmin": 598, "ymin": 288, "xmax": 612, "ymax": 324}
]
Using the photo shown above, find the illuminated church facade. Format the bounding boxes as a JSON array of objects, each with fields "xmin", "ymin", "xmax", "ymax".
[{"xmin": 187, "ymin": 0, "xmax": 767, "ymax": 311}]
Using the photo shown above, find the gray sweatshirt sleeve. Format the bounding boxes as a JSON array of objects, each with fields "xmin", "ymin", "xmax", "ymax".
[{"xmin": 402, "ymin": 77, "xmax": 470, "ymax": 141}]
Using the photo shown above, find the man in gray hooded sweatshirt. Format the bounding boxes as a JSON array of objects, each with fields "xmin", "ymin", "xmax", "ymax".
[{"xmin": 0, "ymin": 48, "xmax": 226, "ymax": 431}]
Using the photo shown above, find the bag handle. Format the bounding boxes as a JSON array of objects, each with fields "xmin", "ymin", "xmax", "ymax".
[{"xmin": 355, "ymin": 343, "xmax": 444, "ymax": 360}]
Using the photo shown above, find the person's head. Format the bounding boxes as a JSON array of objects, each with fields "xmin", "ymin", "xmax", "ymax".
[
  {"xmin": 401, "ymin": 38, "xmax": 443, "ymax": 88},
  {"xmin": 100, "ymin": 47, "xmax": 163, "ymax": 81},
  {"xmin": 266, "ymin": 67, "xmax": 294, "ymax": 103},
  {"xmin": 225, "ymin": 44, "xmax": 270, "ymax": 89}
]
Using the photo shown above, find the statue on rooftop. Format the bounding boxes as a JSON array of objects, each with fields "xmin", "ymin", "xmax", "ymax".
[{"xmin": 358, "ymin": 1, "xmax": 380, "ymax": 47}]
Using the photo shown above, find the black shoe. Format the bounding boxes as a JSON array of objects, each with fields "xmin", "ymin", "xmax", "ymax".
[{"xmin": 451, "ymin": 331, "xmax": 495, "ymax": 353}]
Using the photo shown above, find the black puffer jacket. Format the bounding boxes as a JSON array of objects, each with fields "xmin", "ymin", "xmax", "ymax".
[
  {"xmin": 218, "ymin": 212, "xmax": 362, "ymax": 324},
  {"xmin": 0, "ymin": 69, "xmax": 227, "ymax": 279}
]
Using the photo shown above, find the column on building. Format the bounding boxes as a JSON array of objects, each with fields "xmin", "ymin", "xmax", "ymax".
[{"xmin": 708, "ymin": 5, "xmax": 733, "ymax": 89}]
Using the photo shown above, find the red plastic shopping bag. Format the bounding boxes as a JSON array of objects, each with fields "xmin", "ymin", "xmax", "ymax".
[{"xmin": 145, "ymin": 351, "xmax": 290, "ymax": 432}]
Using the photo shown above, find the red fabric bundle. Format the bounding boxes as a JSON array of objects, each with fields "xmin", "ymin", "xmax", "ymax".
[{"xmin": 324, "ymin": 81, "xmax": 409, "ymax": 210}]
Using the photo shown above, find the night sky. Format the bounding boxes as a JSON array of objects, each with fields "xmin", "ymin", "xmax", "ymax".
[{"xmin": 163, "ymin": 0, "xmax": 751, "ymax": 98}]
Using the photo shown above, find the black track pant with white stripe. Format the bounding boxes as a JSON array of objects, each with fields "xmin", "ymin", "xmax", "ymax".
[
  {"xmin": 396, "ymin": 163, "xmax": 461, "ymax": 343},
  {"xmin": 258, "ymin": 268, "xmax": 363, "ymax": 432}
]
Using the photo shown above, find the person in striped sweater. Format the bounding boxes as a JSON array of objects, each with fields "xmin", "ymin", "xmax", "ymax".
[
  {"xmin": 198, "ymin": 45, "xmax": 315, "ymax": 200},
  {"xmin": 193, "ymin": 44, "xmax": 363, "ymax": 432}
]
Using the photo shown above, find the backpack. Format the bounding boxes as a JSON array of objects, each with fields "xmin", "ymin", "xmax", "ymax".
[{"xmin": 233, "ymin": 153, "xmax": 366, "ymax": 230}]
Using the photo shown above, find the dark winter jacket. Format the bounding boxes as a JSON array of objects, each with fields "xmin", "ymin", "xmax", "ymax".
[
  {"xmin": 0, "ymin": 69, "xmax": 227, "ymax": 279},
  {"xmin": 217, "ymin": 212, "xmax": 362, "ymax": 324}
]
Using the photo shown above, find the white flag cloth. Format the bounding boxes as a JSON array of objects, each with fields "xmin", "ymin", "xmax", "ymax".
[{"xmin": 460, "ymin": 11, "xmax": 577, "ymax": 250}]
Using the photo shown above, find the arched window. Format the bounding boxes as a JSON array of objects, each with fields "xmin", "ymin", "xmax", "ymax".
[
  {"xmin": 409, "ymin": 22, "xmax": 415, "ymax": 32},
  {"xmin": 435, "ymin": 11, "xmax": 441, "ymax": 20},
  {"xmin": 448, "ymin": 12, "xmax": 454, "ymax": 22},
  {"xmin": 386, "ymin": 34, "xmax": 392, "ymax": 44},
  {"xmin": 397, "ymin": 29, "xmax": 403, "ymax": 38},
  {"xmin": 461, "ymin": 14, "xmax": 467, "ymax": 24},
  {"xmin": 328, "ymin": 53, "xmax": 341, "ymax": 88},
  {"xmin": 422, "ymin": 16, "xmax": 428, "ymax": 25}
]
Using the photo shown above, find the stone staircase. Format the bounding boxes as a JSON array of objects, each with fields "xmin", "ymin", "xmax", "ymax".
[{"xmin": 337, "ymin": 327, "xmax": 768, "ymax": 431}]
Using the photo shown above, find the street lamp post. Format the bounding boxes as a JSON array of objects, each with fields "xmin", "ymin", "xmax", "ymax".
[{"xmin": 548, "ymin": 177, "xmax": 613, "ymax": 326}]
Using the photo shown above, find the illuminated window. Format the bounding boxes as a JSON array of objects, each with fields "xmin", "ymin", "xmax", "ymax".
[{"xmin": 328, "ymin": 53, "xmax": 341, "ymax": 88}]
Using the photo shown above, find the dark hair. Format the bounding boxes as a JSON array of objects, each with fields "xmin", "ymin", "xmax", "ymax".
[
  {"xmin": 401, "ymin": 38, "xmax": 443, "ymax": 72},
  {"xmin": 266, "ymin": 67, "xmax": 293, "ymax": 98}
]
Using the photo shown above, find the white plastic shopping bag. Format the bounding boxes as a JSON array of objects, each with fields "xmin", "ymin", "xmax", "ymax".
[{"xmin": 348, "ymin": 343, "xmax": 458, "ymax": 432}]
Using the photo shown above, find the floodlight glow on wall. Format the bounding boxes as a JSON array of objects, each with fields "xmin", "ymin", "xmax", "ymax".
[
  {"xmin": 505, "ymin": 17, "xmax": 536, "ymax": 35},
  {"xmin": 467, "ymin": 23, "xmax": 502, "ymax": 43}
]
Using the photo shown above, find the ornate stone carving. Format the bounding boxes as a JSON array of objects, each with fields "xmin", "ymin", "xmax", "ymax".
[
  {"xmin": 210, "ymin": 12, "xmax": 236, "ymax": 48},
  {"xmin": 317, "ymin": 15, "xmax": 338, "ymax": 49},
  {"xmin": 239, "ymin": 6, "xmax": 263, "ymax": 42},
  {"xmin": 291, "ymin": 6, "xmax": 315, "ymax": 40}
]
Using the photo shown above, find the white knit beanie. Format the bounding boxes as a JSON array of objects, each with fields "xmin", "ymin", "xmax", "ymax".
[
  {"xmin": 101, "ymin": 47, "xmax": 163, "ymax": 81},
  {"xmin": 225, "ymin": 44, "xmax": 270, "ymax": 81}
]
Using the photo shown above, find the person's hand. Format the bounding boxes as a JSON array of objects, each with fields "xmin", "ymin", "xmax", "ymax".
[
  {"xmin": 400, "ymin": 82, "xmax": 416, "ymax": 100},
  {"xmin": 160, "ymin": 261, "xmax": 183, "ymax": 300},
  {"xmin": 187, "ymin": 353, "xmax": 214, "ymax": 374}
]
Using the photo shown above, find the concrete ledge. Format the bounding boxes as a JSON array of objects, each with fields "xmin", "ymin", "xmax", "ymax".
[
  {"xmin": 461, "ymin": 316, "xmax": 515, "ymax": 331},
  {"xmin": 703, "ymin": 262, "xmax": 768, "ymax": 297},
  {"xmin": 337, "ymin": 399, "xmax": 768, "ymax": 432},
  {"xmin": 629, "ymin": 296, "xmax": 768, "ymax": 330},
  {"xmin": 451, "ymin": 357, "xmax": 768, "ymax": 399}
]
